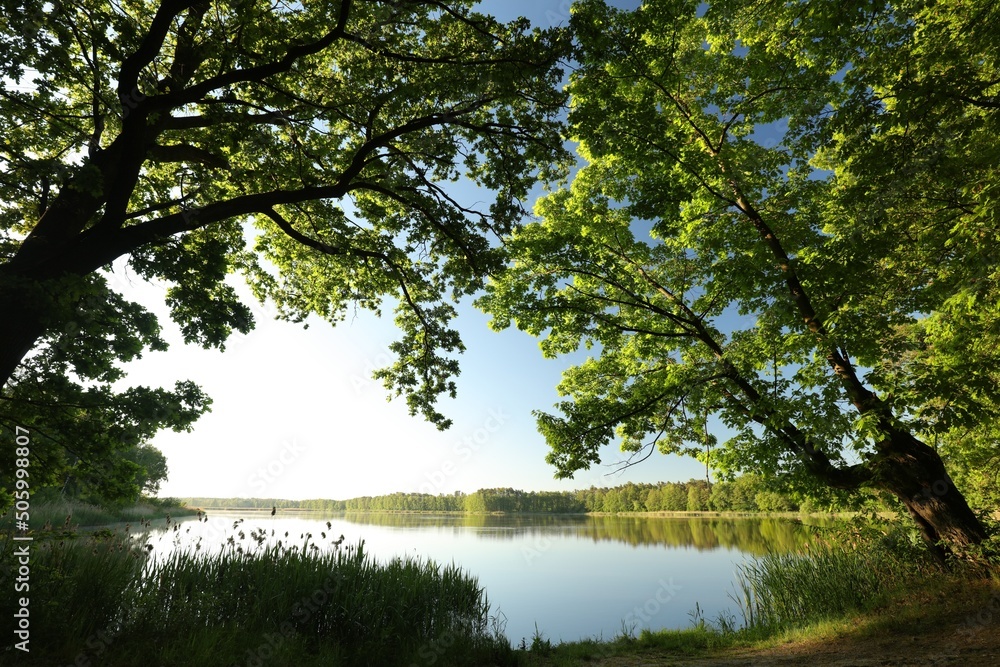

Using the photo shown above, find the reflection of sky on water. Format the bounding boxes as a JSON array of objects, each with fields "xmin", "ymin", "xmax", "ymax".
[{"xmin": 135, "ymin": 512, "xmax": 817, "ymax": 643}]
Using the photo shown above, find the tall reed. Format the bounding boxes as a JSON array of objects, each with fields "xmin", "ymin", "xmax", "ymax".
[
  {"xmin": 0, "ymin": 529, "xmax": 514, "ymax": 666},
  {"xmin": 732, "ymin": 526, "xmax": 930, "ymax": 632}
]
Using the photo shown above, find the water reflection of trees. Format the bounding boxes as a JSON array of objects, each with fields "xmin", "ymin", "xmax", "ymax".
[
  {"xmin": 576, "ymin": 517, "xmax": 821, "ymax": 554},
  {"xmin": 337, "ymin": 513, "xmax": 827, "ymax": 554}
]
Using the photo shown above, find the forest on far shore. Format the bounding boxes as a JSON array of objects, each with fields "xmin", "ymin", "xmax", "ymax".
[{"xmin": 182, "ymin": 475, "xmax": 901, "ymax": 515}]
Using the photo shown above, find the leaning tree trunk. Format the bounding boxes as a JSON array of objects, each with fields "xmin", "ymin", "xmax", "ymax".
[
  {"xmin": 0, "ymin": 286, "xmax": 50, "ymax": 390},
  {"xmin": 875, "ymin": 429, "xmax": 988, "ymax": 563}
]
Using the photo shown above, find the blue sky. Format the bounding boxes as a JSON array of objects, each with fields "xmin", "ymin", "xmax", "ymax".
[{"xmin": 111, "ymin": 0, "xmax": 712, "ymax": 501}]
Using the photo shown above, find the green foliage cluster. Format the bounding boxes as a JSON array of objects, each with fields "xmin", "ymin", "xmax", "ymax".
[
  {"xmin": 0, "ymin": 442, "xmax": 171, "ymax": 515},
  {"xmin": 342, "ymin": 491, "xmax": 466, "ymax": 512},
  {"xmin": 0, "ymin": 0, "xmax": 569, "ymax": 511},
  {"xmin": 463, "ymin": 488, "xmax": 587, "ymax": 513},
  {"xmin": 939, "ymin": 418, "xmax": 1000, "ymax": 512},
  {"xmin": 480, "ymin": 0, "xmax": 1000, "ymax": 550},
  {"xmin": 0, "ymin": 530, "xmax": 514, "ymax": 666},
  {"xmin": 573, "ymin": 477, "xmax": 843, "ymax": 513}
]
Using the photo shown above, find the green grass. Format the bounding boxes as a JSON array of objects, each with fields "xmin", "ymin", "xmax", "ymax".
[
  {"xmin": 515, "ymin": 624, "xmax": 737, "ymax": 666},
  {"xmin": 0, "ymin": 497, "xmax": 198, "ymax": 531},
  {"xmin": 0, "ymin": 527, "xmax": 514, "ymax": 667}
]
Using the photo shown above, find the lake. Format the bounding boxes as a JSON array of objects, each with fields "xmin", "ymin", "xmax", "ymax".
[{"xmin": 138, "ymin": 512, "xmax": 821, "ymax": 643}]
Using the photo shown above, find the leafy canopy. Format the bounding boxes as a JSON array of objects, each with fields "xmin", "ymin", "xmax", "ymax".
[
  {"xmin": 0, "ymin": 0, "xmax": 570, "ymax": 506},
  {"xmin": 480, "ymin": 0, "xmax": 1000, "ymax": 489}
]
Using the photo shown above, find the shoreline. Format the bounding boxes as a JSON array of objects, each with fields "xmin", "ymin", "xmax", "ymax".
[
  {"xmin": 519, "ymin": 574, "xmax": 1000, "ymax": 666},
  {"xmin": 185, "ymin": 506, "xmax": 849, "ymax": 519}
]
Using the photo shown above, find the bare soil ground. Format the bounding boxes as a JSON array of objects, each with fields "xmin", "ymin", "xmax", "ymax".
[{"xmin": 677, "ymin": 624, "xmax": 999, "ymax": 667}]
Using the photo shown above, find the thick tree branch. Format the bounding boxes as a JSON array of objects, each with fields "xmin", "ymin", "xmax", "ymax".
[
  {"xmin": 614, "ymin": 245, "xmax": 866, "ymax": 485},
  {"xmin": 62, "ymin": 185, "xmax": 355, "ymax": 276},
  {"xmin": 161, "ymin": 110, "xmax": 290, "ymax": 131},
  {"xmin": 724, "ymin": 180, "xmax": 888, "ymax": 419},
  {"xmin": 117, "ymin": 0, "xmax": 199, "ymax": 106},
  {"xmin": 162, "ymin": 0, "xmax": 353, "ymax": 108},
  {"xmin": 146, "ymin": 143, "xmax": 229, "ymax": 169}
]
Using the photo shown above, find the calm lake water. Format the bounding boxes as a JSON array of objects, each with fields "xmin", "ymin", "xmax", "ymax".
[{"xmin": 139, "ymin": 512, "xmax": 821, "ymax": 643}]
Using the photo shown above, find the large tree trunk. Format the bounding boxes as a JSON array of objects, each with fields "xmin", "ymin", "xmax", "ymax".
[
  {"xmin": 0, "ymin": 286, "xmax": 50, "ymax": 390},
  {"xmin": 876, "ymin": 430, "xmax": 988, "ymax": 563}
]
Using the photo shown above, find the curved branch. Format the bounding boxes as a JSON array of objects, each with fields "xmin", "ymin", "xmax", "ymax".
[
  {"xmin": 260, "ymin": 207, "xmax": 384, "ymax": 263},
  {"xmin": 724, "ymin": 179, "xmax": 886, "ymax": 417},
  {"xmin": 162, "ymin": 0, "xmax": 353, "ymax": 107},
  {"xmin": 117, "ymin": 0, "xmax": 200, "ymax": 105}
]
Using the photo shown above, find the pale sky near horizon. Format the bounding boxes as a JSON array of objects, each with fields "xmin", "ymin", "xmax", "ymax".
[{"xmin": 109, "ymin": 0, "xmax": 712, "ymax": 502}]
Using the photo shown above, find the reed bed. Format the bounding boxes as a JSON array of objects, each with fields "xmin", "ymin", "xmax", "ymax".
[
  {"xmin": 0, "ymin": 527, "xmax": 514, "ymax": 666},
  {"xmin": 732, "ymin": 526, "xmax": 931, "ymax": 632}
]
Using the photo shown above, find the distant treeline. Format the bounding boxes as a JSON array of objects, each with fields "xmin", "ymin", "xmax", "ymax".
[{"xmin": 183, "ymin": 475, "xmax": 840, "ymax": 514}]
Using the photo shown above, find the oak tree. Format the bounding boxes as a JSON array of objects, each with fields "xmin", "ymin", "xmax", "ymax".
[
  {"xmin": 481, "ymin": 0, "xmax": 999, "ymax": 557},
  {"xmin": 0, "ymin": 0, "xmax": 569, "ymax": 506}
]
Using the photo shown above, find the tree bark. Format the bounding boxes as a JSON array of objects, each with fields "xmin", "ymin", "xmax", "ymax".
[
  {"xmin": 875, "ymin": 430, "xmax": 988, "ymax": 563},
  {"xmin": 0, "ymin": 283, "xmax": 52, "ymax": 390}
]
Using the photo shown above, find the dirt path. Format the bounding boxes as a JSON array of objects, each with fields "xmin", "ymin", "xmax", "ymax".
[{"xmin": 681, "ymin": 625, "xmax": 1000, "ymax": 666}]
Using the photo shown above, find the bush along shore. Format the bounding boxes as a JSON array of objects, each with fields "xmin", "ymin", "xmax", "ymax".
[{"xmin": 0, "ymin": 524, "xmax": 513, "ymax": 667}]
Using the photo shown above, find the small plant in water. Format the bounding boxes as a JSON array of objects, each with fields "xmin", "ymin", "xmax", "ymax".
[
  {"xmin": 617, "ymin": 618, "xmax": 638, "ymax": 641},
  {"xmin": 530, "ymin": 622, "xmax": 552, "ymax": 654},
  {"xmin": 688, "ymin": 601, "xmax": 708, "ymax": 631},
  {"xmin": 714, "ymin": 609, "xmax": 738, "ymax": 634}
]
